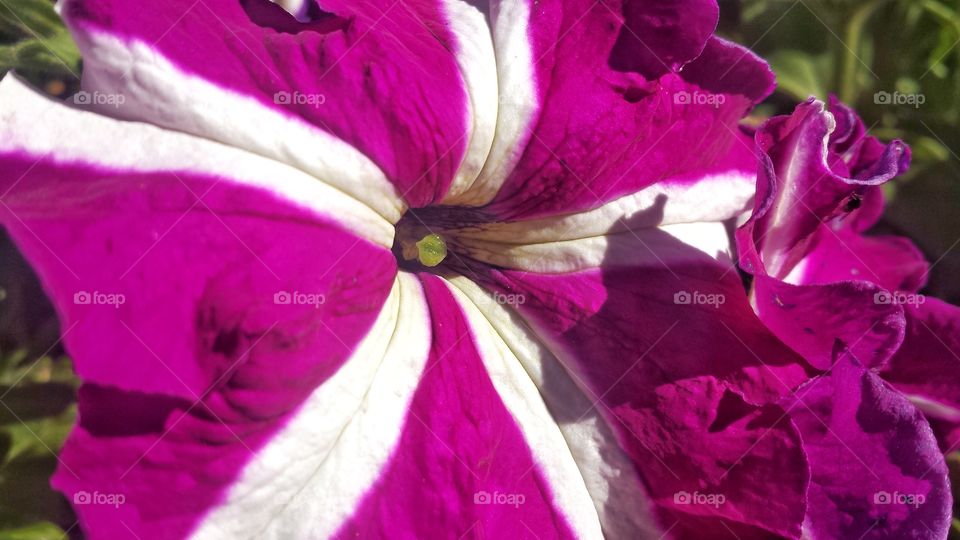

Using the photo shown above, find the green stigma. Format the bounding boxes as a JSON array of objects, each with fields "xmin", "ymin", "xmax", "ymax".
[{"xmin": 416, "ymin": 233, "xmax": 448, "ymax": 267}]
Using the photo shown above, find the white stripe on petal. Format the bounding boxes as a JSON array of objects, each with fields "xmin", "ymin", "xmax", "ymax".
[
  {"xmin": 442, "ymin": 0, "xmax": 540, "ymax": 206},
  {"xmin": 442, "ymin": 277, "xmax": 605, "ymax": 540},
  {"xmin": 446, "ymin": 276, "xmax": 663, "ymax": 540},
  {"xmin": 0, "ymin": 75, "xmax": 394, "ymax": 248},
  {"xmin": 64, "ymin": 27, "xmax": 406, "ymax": 223},
  {"xmin": 456, "ymin": 220, "xmax": 735, "ymax": 272},
  {"xmin": 192, "ymin": 273, "xmax": 431, "ymax": 540},
  {"xmin": 459, "ymin": 171, "xmax": 756, "ymax": 243},
  {"xmin": 446, "ymin": 172, "xmax": 752, "ymax": 272},
  {"xmin": 436, "ymin": 0, "xmax": 499, "ymax": 203}
]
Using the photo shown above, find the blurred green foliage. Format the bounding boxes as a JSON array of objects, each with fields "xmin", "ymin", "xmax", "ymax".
[
  {"xmin": 728, "ymin": 0, "xmax": 960, "ymax": 165},
  {"xmin": 0, "ymin": 350, "xmax": 76, "ymax": 539},
  {"xmin": 722, "ymin": 0, "xmax": 960, "ymax": 305},
  {"xmin": 0, "ymin": 0, "xmax": 79, "ymax": 85},
  {"xmin": 1, "ymin": 3, "xmax": 82, "ymax": 538},
  {"xmin": 0, "ymin": 0, "xmax": 958, "ymax": 538}
]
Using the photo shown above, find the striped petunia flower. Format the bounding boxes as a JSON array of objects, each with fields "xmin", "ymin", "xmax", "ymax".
[{"xmin": 0, "ymin": 0, "xmax": 953, "ymax": 539}]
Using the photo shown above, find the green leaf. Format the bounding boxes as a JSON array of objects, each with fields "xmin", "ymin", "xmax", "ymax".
[
  {"xmin": 0, "ymin": 454, "xmax": 72, "ymax": 530},
  {"xmin": 0, "ymin": 522, "xmax": 66, "ymax": 540},
  {"xmin": 2, "ymin": 404, "xmax": 76, "ymax": 464},
  {"xmin": 0, "ymin": 383, "xmax": 74, "ymax": 427},
  {"xmin": 0, "ymin": 29, "xmax": 80, "ymax": 77},
  {"xmin": 0, "ymin": 0, "xmax": 65, "ymax": 39},
  {"xmin": 768, "ymin": 50, "xmax": 831, "ymax": 101}
]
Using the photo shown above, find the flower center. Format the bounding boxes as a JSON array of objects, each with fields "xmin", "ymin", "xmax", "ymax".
[
  {"xmin": 413, "ymin": 234, "xmax": 448, "ymax": 267},
  {"xmin": 391, "ymin": 206, "xmax": 491, "ymax": 272},
  {"xmin": 393, "ymin": 212, "xmax": 444, "ymax": 271}
]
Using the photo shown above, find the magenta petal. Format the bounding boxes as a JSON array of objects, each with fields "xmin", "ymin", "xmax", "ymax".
[
  {"xmin": 784, "ymin": 354, "xmax": 951, "ymax": 540},
  {"xmin": 335, "ymin": 275, "xmax": 578, "ymax": 539},
  {"xmin": 751, "ymin": 275, "xmax": 905, "ymax": 370},
  {"xmin": 679, "ymin": 36, "xmax": 776, "ymax": 104},
  {"xmin": 797, "ymin": 227, "xmax": 929, "ymax": 292},
  {"xmin": 0, "ymin": 155, "xmax": 395, "ymax": 537},
  {"xmin": 63, "ymin": 0, "xmax": 469, "ymax": 206},
  {"xmin": 1, "ymin": 156, "xmax": 393, "ymax": 396},
  {"xmin": 882, "ymin": 299, "xmax": 960, "ymax": 451},
  {"xmin": 485, "ymin": 0, "xmax": 773, "ymax": 219},
  {"xmin": 472, "ymin": 249, "xmax": 812, "ymax": 536},
  {"xmin": 608, "ymin": 0, "xmax": 718, "ymax": 78},
  {"xmin": 738, "ymin": 99, "xmax": 910, "ymax": 281},
  {"xmin": 736, "ymin": 99, "xmax": 915, "ymax": 370}
]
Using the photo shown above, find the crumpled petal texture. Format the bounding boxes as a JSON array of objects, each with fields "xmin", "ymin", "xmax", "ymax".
[{"xmin": 784, "ymin": 355, "xmax": 950, "ymax": 540}]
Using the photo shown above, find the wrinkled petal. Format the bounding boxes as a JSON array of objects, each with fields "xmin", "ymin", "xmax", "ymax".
[
  {"xmin": 783, "ymin": 354, "xmax": 951, "ymax": 540},
  {"xmin": 737, "ymin": 99, "xmax": 910, "ymax": 281},
  {"xmin": 736, "ymin": 99, "xmax": 911, "ymax": 369},
  {"xmin": 882, "ymin": 299, "xmax": 960, "ymax": 452},
  {"xmin": 459, "ymin": 236, "xmax": 812, "ymax": 537},
  {"xmin": 479, "ymin": 0, "xmax": 773, "ymax": 219},
  {"xmin": 736, "ymin": 94, "xmax": 955, "ymax": 538},
  {"xmin": 749, "ymin": 275, "xmax": 906, "ymax": 371}
]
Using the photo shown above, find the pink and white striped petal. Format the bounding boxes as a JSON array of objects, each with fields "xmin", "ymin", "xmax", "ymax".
[
  {"xmin": 460, "ymin": 248, "xmax": 814, "ymax": 537},
  {"xmin": 61, "ymin": 0, "xmax": 475, "ymax": 209}
]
